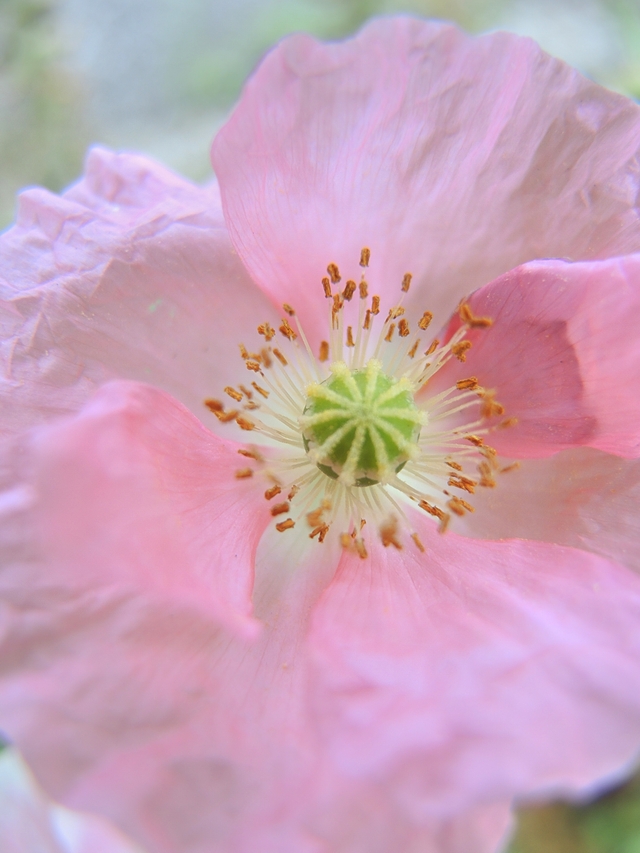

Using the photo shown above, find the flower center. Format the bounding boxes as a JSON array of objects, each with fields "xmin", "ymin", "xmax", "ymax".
[
  {"xmin": 301, "ymin": 360, "xmax": 423, "ymax": 487},
  {"xmin": 204, "ymin": 247, "xmax": 515, "ymax": 555}
]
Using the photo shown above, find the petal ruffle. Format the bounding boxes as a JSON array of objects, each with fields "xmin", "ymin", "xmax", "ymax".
[
  {"xmin": 212, "ymin": 17, "xmax": 640, "ymax": 334},
  {"xmin": 0, "ymin": 146, "xmax": 281, "ymax": 440},
  {"xmin": 309, "ymin": 516, "xmax": 640, "ymax": 817},
  {"xmin": 432, "ymin": 254, "xmax": 640, "ymax": 458}
]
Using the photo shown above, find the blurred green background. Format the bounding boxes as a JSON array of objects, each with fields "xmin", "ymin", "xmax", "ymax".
[{"xmin": 2, "ymin": 0, "xmax": 640, "ymax": 849}]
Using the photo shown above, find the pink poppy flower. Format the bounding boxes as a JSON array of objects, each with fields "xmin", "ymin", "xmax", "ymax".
[{"xmin": 2, "ymin": 15, "xmax": 640, "ymax": 853}]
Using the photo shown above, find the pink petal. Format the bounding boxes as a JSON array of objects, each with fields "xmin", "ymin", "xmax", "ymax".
[
  {"xmin": 0, "ymin": 748, "xmax": 144, "ymax": 853},
  {"xmin": 212, "ymin": 17, "xmax": 640, "ymax": 335},
  {"xmin": 0, "ymin": 146, "xmax": 280, "ymax": 440},
  {"xmin": 462, "ymin": 447, "xmax": 640, "ymax": 574},
  {"xmin": 309, "ymin": 515, "xmax": 640, "ymax": 816},
  {"xmin": 0, "ymin": 380, "xmax": 271, "ymax": 638},
  {"xmin": 432, "ymin": 254, "xmax": 640, "ymax": 458},
  {"xmin": 0, "ymin": 390, "xmax": 514, "ymax": 851}
]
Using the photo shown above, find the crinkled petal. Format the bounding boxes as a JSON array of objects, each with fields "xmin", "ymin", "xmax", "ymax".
[
  {"xmin": 0, "ymin": 747, "xmax": 145, "ymax": 853},
  {"xmin": 432, "ymin": 254, "xmax": 640, "ymax": 458},
  {"xmin": 0, "ymin": 146, "xmax": 280, "ymax": 440},
  {"xmin": 212, "ymin": 17, "xmax": 640, "ymax": 335},
  {"xmin": 309, "ymin": 515, "xmax": 640, "ymax": 817}
]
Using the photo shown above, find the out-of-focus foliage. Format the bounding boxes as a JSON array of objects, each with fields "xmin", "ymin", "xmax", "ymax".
[
  {"xmin": 509, "ymin": 773, "xmax": 640, "ymax": 853},
  {"xmin": 0, "ymin": 0, "xmax": 91, "ymax": 227}
]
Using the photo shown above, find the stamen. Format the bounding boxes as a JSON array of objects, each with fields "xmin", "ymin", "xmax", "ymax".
[
  {"xmin": 209, "ymin": 249, "xmax": 506, "ymax": 551},
  {"xmin": 327, "ymin": 263, "xmax": 341, "ymax": 284},
  {"xmin": 459, "ymin": 302, "xmax": 493, "ymax": 328},
  {"xmin": 235, "ymin": 468, "xmax": 253, "ymax": 479}
]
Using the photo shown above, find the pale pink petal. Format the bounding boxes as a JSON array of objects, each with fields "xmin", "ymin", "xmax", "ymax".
[
  {"xmin": 462, "ymin": 447, "xmax": 640, "ymax": 575},
  {"xmin": 212, "ymin": 17, "xmax": 640, "ymax": 335},
  {"xmin": 0, "ymin": 380, "xmax": 271, "ymax": 638},
  {"xmin": 430, "ymin": 254, "xmax": 640, "ymax": 458},
  {"xmin": 0, "ymin": 146, "xmax": 281, "ymax": 440},
  {"xmin": 0, "ymin": 747, "xmax": 144, "ymax": 853},
  {"xmin": 309, "ymin": 516, "xmax": 640, "ymax": 817},
  {"xmin": 0, "ymin": 389, "xmax": 514, "ymax": 851}
]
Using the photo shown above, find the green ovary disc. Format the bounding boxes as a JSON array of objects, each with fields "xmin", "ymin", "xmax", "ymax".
[{"xmin": 301, "ymin": 361, "xmax": 422, "ymax": 487}]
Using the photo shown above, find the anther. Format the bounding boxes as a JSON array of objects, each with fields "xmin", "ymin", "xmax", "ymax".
[
  {"xmin": 273, "ymin": 348, "xmax": 288, "ymax": 366},
  {"xmin": 459, "ymin": 302, "xmax": 493, "ymax": 328},
  {"xmin": 380, "ymin": 517, "xmax": 402, "ymax": 549},
  {"xmin": 448, "ymin": 475, "xmax": 477, "ymax": 494},
  {"xmin": 276, "ymin": 519, "xmax": 295, "ymax": 532},
  {"xmin": 236, "ymin": 416, "xmax": 256, "ymax": 431},
  {"xmin": 478, "ymin": 461, "xmax": 496, "ymax": 488},
  {"xmin": 411, "ymin": 533, "xmax": 425, "ymax": 553},
  {"xmin": 448, "ymin": 496, "xmax": 474, "ymax": 515},
  {"xmin": 465, "ymin": 434, "xmax": 484, "ymax": 446},
  {"xmin": 279, "ymin": 318, "xmax": 297, "ymax": 341},
  {"xmin": 456, "ymin": 377, "xmax": 479, "ymax": 391},
  {"xmin": 500, "ymin": 462, "xmax": 521, "ymax": 473},
  {"xmin": 238, "ymin": 447, "xmax": 263, "ymax": 461},
  {"xmin": 479, "ymin": 390, "xmax": 505, "ymax": 418},
  {"xmin": 217, "ymin": 409, "xmax": 239, "ymax": 423},
  {"xmin": 252, "ymin": 381, "xmax": 269, "ymax": 398},
  {"xmin": 363, "ymin": 310, "xmax": 372, "ymax": 330},
  {"xmin": 401, "ymin": 272, "xmax": 412, "ymax": 292},
  {"xmin": 239, "ymin": 384, "xmax": 253, "ymax": 399},
  {"xmin": 265, "ymin": 485, "xmax": 282, "ymax": 500},
  {"xmin": 360, "ymin": 247, "xmax": 371, "ymax": 267},
  {"xmin": 398, "ymin": 319, "xmax": 410, "ymax": 338},
  {"xmin": 283, "ymin": 303, "xmax": 295, "ymax": 316},
  {"xmin": 343, "ymin": 280, "xmax": 357, "ymax": 301},
  {"xmin": 322, "ymin": 277, "xmax": 332, "ymax": 298},
  {"xmin": 425, "ymin": 339, "xmax": 439, "ymax": 356},
  {"xmin": 386, "ymin": 306, "xmax": 405, "ymax": 321},
  {"xmin": 371, "ymin": 296, "xmax": 380, "ymax": 315},
  {"xmin": 346, "ymin": 326, "xmax": 355, "ymax": 347},
  {"xmin": 408, "ymin": 341, "xmax": 419, "ymax": 358},
  {"xmin": 270, "ymin": 502, "xmax": 290, "ymax": 516},
  {"xmin": 354, "ymin": 538, "xmax": 368, "ymax": 559},
  {"xmin": 452, "ymin": 341, "xmax": 472, "ymax": 362},
  {"xmin": 499, "ymin": 417, "xmax": 519, "ymax": 429},
  {"xmin": 418, "ymin": 311, "xmax": 433, "ymax": 330},
  {"xmin": 257, "ymin": 323, "xmax": 275, "ymax": 340},
  {"xmin": 235, "ymin": 468, "xmax": 253, "ymax": 479},
  {"xmin": 385, "ymin": 323, "xmax": 396, "ymax": 342},
  {"xmin": 288, "ymin": 484, "xmax": 300, "ymax": 500},
  {"xmin": 224, "ymin": 386, "xmax": 243, "ymax": 402},
  {"xmin": 319, "ymin": 341, "xmax": 329, "ymax": 362},
  {"xmin": 327, "ymin": 263, "xmax": 341, "ymax": 284},
  {"xmin": 245, "ymin": 360, "xmax": 262, "ymax": 373},
  {"xmin": 359, "ymin": 280, "xmax": 368, "ymax": 299},
  {"xmin": 446, "ymin": 460, "xmax": 463, "ymax": 471},
  {"xmin": 261, "ymin": 348, "xmax": 272, "ymax": 368},
  {"xmin": 310, "ymin": 524, "xmax": 329, "ymax": 542},
  {"xmin": 204, "ymin": 398, "xmax": 224, "ymax": 413},
  {"xmin": 419, "ymin": 500, "xmax": 449, "ymax": 532}
]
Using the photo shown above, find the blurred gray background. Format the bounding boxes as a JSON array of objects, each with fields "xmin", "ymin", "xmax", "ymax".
[{"xmin": 1, "ymin": 0, "xmax": 639, "ymax": 229}]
